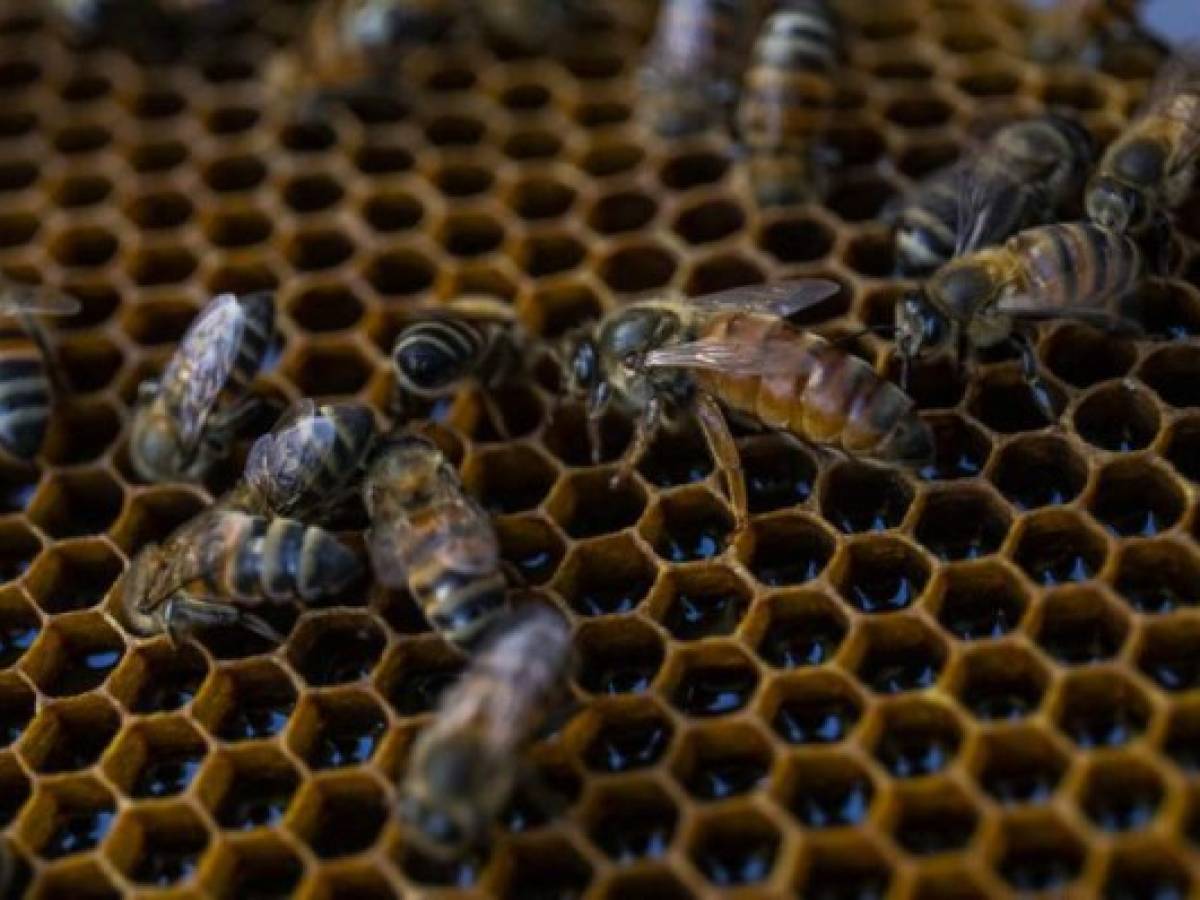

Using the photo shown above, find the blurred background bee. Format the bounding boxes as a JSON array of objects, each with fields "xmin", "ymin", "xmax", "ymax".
[
  {"xmin": 563, "ymin": 280, "xmax": 934, "ymax": 530},
  {"xmin": 0, "ymin": 282, "xmax": 80, "ymax": 462},
  {"xmin": 737, "ymin": 0, "xmax": 841, "ymax": 206},
  {"xmin": 638, "ymin": 0, "xmax": 761, "ymax": 137},
  {"xmin": 122, "ymin": 508, "xmax": 361, "ymax": 644},
  {"xmin": 363, "ymin": 434, "xmax": 509, "ymax": 652},
  {"xmin": 893, "ymin": 115, "xmax": 1095, "ymax": 275},
  {"xmin": 390, "ymin": 296, "xmax": 526, "ymax": 433},
  {"xmin": 398, "ymin": 605, "xmax": 574, "ymax": 859},
  {"xmin": 1086, "ymin": 50, "xmax": 1200, "ymax": 242},
  {"xmin": 129, "ymin": 291, "xmax": 275, "ymax": 484},
  {"xmin": 236, "ymin": 399, "xmax": 378, "ymax": 521},
  {"xmin": 471, "ymin": 0, "xmax": 586, "ymax": 51}
]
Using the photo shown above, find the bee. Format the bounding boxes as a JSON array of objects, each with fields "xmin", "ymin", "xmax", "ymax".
[
  {"xmin": 0, "ymin": 282, "xmax": 80, "ymax": 461},
  {"xmin": 122, "ymin": 508, "xmax": 362, "ymax": 644},
  {"xmin": 639, "ymin": 0, "xmax": 760, "ymax": 137},
  {"xmin": 563, "ymin": 280, "xmax": 934, "ymax": 529},
  {"xmin": 399, "ymin": 605, "xmax": 573, "ymax": 859},
  {"xmin": 470, "ymin": 0, "xmax": 579, "ymax": 51},
  {"xmin": 1086, "ymin": 51, "xmax": 1200, "ymax": 238},
  {"xmin": 235, "ymin": 398, "xmax": 378, "ymax": 520},
  {"xmin": 894, "ymin": 115, "xmax": 1096, "ymax": 275},
  {"xmin": 896, "ymin": 219, "xmax": 1144, "ymax": 422},
  {"xmin": 736, "ymin": 1, "xmax": 841, "ymax": 206},
  {"xmin": 362, "ymin": 434, "xmax": 509, "ymax": 651},
  {"xmin": 390, "ymin": 296, "xmax": 525, "ymax": 430},
  {"xmin": 130, "ymin": 291, "xmax": 275, "ymax": 484},
  {"xmin": 1028, "ymin": 0, "xmax": 1145, "ymax": 64}
]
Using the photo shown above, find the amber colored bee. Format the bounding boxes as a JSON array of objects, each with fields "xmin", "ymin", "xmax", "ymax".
[
  {"xmin": 390, "ymin": 296, "xmax": 525, "ymax": 427},
  {"xmin": 1086, "ymin": 51, "xmax": 1200, "ymax": 237},
  {"xmin": 639, "ymin": 0, "xmax": 760, "ymax": 137},
  {"xmin": 1028, "ymin": 0, "xmax": 1147, "ymax": 64},
  {"xmin": 737, "ymin": 1, "xmax": 841, "ymax": 206},
  {"xmin": 363, "ymin": 434, "xmax": 509, "ymax": 651},
  {"xmin": 897, "ymin": 220, "xmax": 1144, "ymax": 421},
  {"xmin": 894, "ymin": 115, "xmax": 1095, "ymax": 275},
  {"xmin": 122, "ymin": 508, "xmax": 362, "ymax": 644},
  {"xmin": 563, "ymin": 280, "xmax": 934, "ymax": 529},
  {"xmin": 234, "ymin": 398, "xmax": 378, "ymax": 520},
  {"xmin": 130, "ymin": 291, "xmax": 275, "ymax": 484},
  {"xmin": 399, "ymin": 605, "xmax": 573, "ymax": 858},
  {"xmin": 0, "ymin": 282, "xmax": 80, "ymax": 461}
]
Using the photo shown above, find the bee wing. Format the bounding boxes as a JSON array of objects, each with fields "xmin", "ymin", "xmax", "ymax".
[
  {"xmin": 428, "ymin": 501, "xmax": 502, "ymax": 576},
  {"xmin": 954, "ymin": 164, "xmax": 1029, "ymax": 256},
  {"xmin": 997, "ymin": 293, "xmax": 1145, "ymax": 335},
  {"xmin": 0, "ymin": 283, "xmax": 81, "ymax": 317},
  {"xmin": 687, "ymin": 279, "xmax": 842, "ymax": 317},
  {"xmin": 644, "ymin": 333, "xmax": 819, "ymax": 377},
  {"xmin": 1142, "ymin": 46, "xmax": 1200, "ymax": 165},
  {"xmin": 160, "ymin": 294, "xmax": 247, "ymax": 451}
]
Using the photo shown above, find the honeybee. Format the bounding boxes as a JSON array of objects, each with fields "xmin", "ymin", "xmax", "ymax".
[
  {"xmin": 130, "ymin": 291, "xmax": 275, "ymax": 484},
  {"xmin": 639, "ymin": 0, "xmax": 760, "ymax": 137},
  {"xmin": 122, "ymin": 508, "xmax": 362, "ymax": 644},
  {"xmin": 470, "ymin": 0, "xmax": 579, "ymax": 50},
  {"xmin": 894, "ymin": 115, "xmax": 1095, "ymax": 275},
  {"xmin": 235, "ymin": 398, "xmax": 378, "ymax": 520},
  {"xmin": 562, "ymin": 280, "xmax": 934, "ymax": 529},
  {"xmin": 1086, "ymin": 51, "xmax": 1200, "ymax": 237},
  {"xmin": 363, "ymin": 434, "xmax": 509, "ymax": 651},
  {"xmin": 1028, "ymin": 0, "xmax": 1146, "ymax": 64},
  {"xmin": 0, "ymin": 282, "xmax": 80, "ymax": 461},
  {"xmin": 896, "ymin": 219, "xmax": 1144, "ymax": 422},
  {"xmin": 399, "ymin": 605, "xmax": 573, "ymax": 858},
  {"xmin": 737, "ymin": 1, "xmax": 841, "ymax": 206},
  {"xmin": 390, "ymin": 296, "xmax": 525, "ymax": 428}
]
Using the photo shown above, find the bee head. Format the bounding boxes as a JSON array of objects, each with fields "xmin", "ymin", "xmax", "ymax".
[
  {"xmin": 879, "ymin": 414, "xmax": 936, "ymax": 468},
  {"xmin": 1086, "ymin": 174, "xmax": 1146, "ymax": 233},
  {"xmin": 894, "ymin": 291, "xmax": 948, "ymax": 385},
  {"xmin": 120, "ymin": 545, "xmax": 174, "ymax": 636}
]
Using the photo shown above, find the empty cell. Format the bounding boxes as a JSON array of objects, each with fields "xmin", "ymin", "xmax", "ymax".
[
  {"xmin": 582, "ymin": 707, "xmax": 672, "ymax": 773},
  {"xmin": 34, "ymin": 618, "xmax": 124, "ymax": 697},
  {"xmin": 120, "ymin": 721, "xmax": 207, "ymax": 799},
  {"xmin": 361, "ymin": 190, "xmax": 423, "ymax": 232},
  {"xmin": 658, "ymin": 566, "xmax": 749, "ymax": 641},
  {"xmin": 1165, "ymin": 416, "xmax": 1200, "ymax": 482},
  {"xmin": 54, "ymin": 123, "xmax": 111, "ymax": 154},
  {"xmin": 1166, "ymin": 705, "xmax": 1200, "ymax": 771},
  {"xmin": 41, "ymin": 400, "xmax": 120, "ymax": 465},
  {"xmin": 0, "ymin": 159, "xmax": 35, "ymax": 193},
  {"xmin": 836, "ymin": 537, "xmax": 929, "ymax": 612},
  {"xmin": 210, "ymin": 664, "xmax": 297, "ymax": 741},
  {"xmin": 367, "ymin": 250, "xmax": 436, "ymax": 295},
  {"xmin": 1080, "ymin": 756, "xmax": 1164, "ymax": 831},
  {"xmin": 1138, "ymin": 279, "xmax": 1200, "ymax": 338},
  {"xmin": 495, "ymin": 516, "xmax": 565, "ymax": 586},
  {"xmin": 588, "ymin": 190, "xmax": 657, "ymax": 235},
  {"xmin": 26, "ymin": 698, "xmax": 118, "ymax": 773},
  {"xmin": 26, "ymin": 541, "xmax": 120, "ymax": 614},
  {"xmin": 0, "ymin": 681, "xmax": 35, "ymax": 748},
  {"xmin": 302, "ymin": 780, "xmax": 387, "ymax": 858},
  {"xmin": 742, "ymin": 436, "xmax": 816, "ymax": 513},
  {"xmin": 827, "ymin": 175, "xmax": 898, "ymax": 223},
  {"xmin": 285, "ymin": 344, "xmax": 372, "ymax": 395},
  {"xmin": 690, "ymin": 811, "xmax": 779, "ymax": 887},
  {"xmin": 891, "ymin": 785, "xmax": 978, "ymax": 854},
  {"xmin": 686, "ymin": 254, "xmax": 765, "ymax": 296},
  {"xmin": 354, "ymin": 142, "xmax": 414, "ymax": 174},
  {"xmin": 673, "ymin": 198, "xmax": 745, "ymax": 245},
  {"xmin": 401, "ymin": 844, "xmax": 484, "ymax": 887},
  {"xmin": 996, "ymin": 815, "xmax": 1084, "ymax": 892},
  {"xmin": 298, "ymin": 694, "xmax": 386, "ymax": 769},
  {"xmin": 935, "ymin": 561, "xmax": 1028, "ymax": 640},
  {"xmin": 957, "ymin": 66, "xmax": 1022, "ymax": 97},
  {"xmin": 116, "ymin": 808, "xmax": 209, "ymax": 887},
  {"xmin": 288, "ymin": 228, "xmax": 355, "ymax": 271},
  {"xmin": 1043, "ymin": 325, "xmax": 1136, "ymax": 388},
  {"xmin": 757, "ymin": 215, "xmax": 836, "ymax": 264},
  {"xmin": 205, "ymin": 208, "xmax": 272, "ymax": 248},
  {"xmin": 1012, "ymin": 511, "xmax": 1107, "ymax": 587},
  {"xmin": 556, "ymin": 535, "xmax": 655, "ymax": 616},
  {"xmin": 1055, "ymin": 672, "xmax": 1150, "ymax": 749},
  {"xmin": 1035, "ymin": 590, "xmax": 1128, "ymax": 665},
  {"xmin": 506, "ymin": 127, "xmax": 564, "ymax": 160},
  {"xmin": 128, "ymin": 139, "xmax": 188, "ymax": 173},
  {"xmin": 873, "ymin": 700, "xmax": 961, "ymax": 778},
  {"xmin": 464, "ymin": 445, "xmax": 556, "ymax": 515},
  {"xmin": 659, "ymin": 150, "xmax": 729, "ymax": 191},
  {"xmin": 1104, "ymin": 847, "xmax": 1192, "ymax": 900},
  {"xmin": 128, "ymin": 244, "xmax": 198, "ymax": 286},
  {"xmin": 670, "ymin": 651, "xmax": 759, "ymax": 717},
  {"xmin": 576, "ymin": 618, "xmax": 664, "ymax": 694},
  {"xmin": 991, "ymin": 434, "xmax": 1087, "ymax": 509},
  {"xmin": 584, "ymin": 780, "xmax": 677, "ymax": 863},
  {"xmin": 282, "ymin": 173, "xmax": 344, "ymax": 213},
  {"xmin": 745, "ymin": 515, "xmax": 833, "ymax": 586},
  {"xmin": 424, "ymin": 114, "xmax": 486, "ymax": 146},
  {"xmin": 50, "ymin": 225, "xmax": 118, "ymax": 268},
  {"xmin": 209, "ymin": 748, "xmax": 300, "ymax": 829},
  {"xmin": 956, "ymin": 643, "xmax": 1048, "ymax": 721},
  {"xmin": 0, "ymin": 757, "xmax": 28, "ymax": 827},
  {"xmin": 0, "ymin": 524, "xmax": 38, "ymax": 586},
  {"xmin": 855, "ymin": 620, "xmax": 946, "ymax": 694},
  {"xmin": 519, "ymin": 232, "xmax": 586, "ymax": 277},
  {"xmin": 769, "ymin": 673, "xmax": 862, "ymax": 745},
  {"xmin": 548, "ymin": 470, "xmax": 646, "ymax": 540},
  {"xmin": 125, "ymin": 190, "xmax": 193, "ymax": 230},
  {"xmin": 38, "ymin": 789, "xmax": 116, "ymax": 860},
  {"xmin": 287, "ymin": 284, "xmax": 364, "ymax": 332},
  {"xmin": 822, "ymin": 460, "xmax": 913, "ymax": 533},
  {"xmin": 672, "ymin": 721, "xmax": 771, "ymax": 801},
  {"xmin": 599, "ymin": 242, "xmax": 676, "ymax": 293},
  {"xmin": 799, "ymin": 840, "xmax": 891, "ymax": 899},
  {"xmin": 380, "ymin": 642, "xmax": 464, "ymax": 715},
  {"xmin": 500, "ymin": 839, "xmax": 591, "ymax": 900},
  {"xmin": 1074, "ymin": 382, "xmax": 1160, "ymax": 452},
  {"xmin": 1089, "ymin": 459, "xmax": 1185, "ymax": 537},
  {"xmin": 1115, "ymin": 540, "xmax": 1200, "ymax": 613},
  {"xmin": 645, "ymin": 491, "xmax": 733, "ymax": 563},
  {"xmin": 219, "ymin": 838, "xmax": 303, "ymax": 897},
  {"xmin": 785, "ymin": 755, "xmax": 874, "ymax": 828},
  {"xmin": 975, "ymin": 727, "xmax": 1068, "ymax": 805},
  {"xmin": 604, "ymin": 870, "xmax": 692, "ymax": 900},
  {"xmin": 206, "ymin": 104, "xmax": 259, "ymax": 135},
  {"xmin": 755, "ymin": 592, "xmax": 846, "ymax": 668},
  {"xmin": 441, "ymin": 213, "xmax": 505, "ymax": 257},
  {"xmin": 1138, "ymin": 619, "xmax": 1200, "ymax": 692},
  {"xmin": 637, "ymin": 421, "xmax": 713, "ymax": 488},
  {"xmin": 53, "ymin": 174, "xmax": 111, "ymax": 208},
  {"xmin": 971, "ymin": 367, "xmax": 1064, "ymax": 433},
  {"xmin": 204, "ymin": 154, "xmax": 267, "ymax": 192}
]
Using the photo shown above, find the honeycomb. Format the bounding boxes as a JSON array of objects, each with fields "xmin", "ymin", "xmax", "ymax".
[{"xmin": 0, "ymin": 0, "xmax": 1197, "ymax": 896}]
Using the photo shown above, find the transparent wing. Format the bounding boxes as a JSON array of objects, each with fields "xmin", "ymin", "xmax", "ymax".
[
  {"xmin": 644, "ymin": 334, "xmax": 821, "ymax": 377},
  {"xmin": 954, "ymin": 164, "xmax": 1029, "ymax": 256},
  {"xmin": 687, "ymin": 279, "xmax": 842, "ymax": 317},
  {"xmin": 0, "ymin": 283, "xmax": 81, "ymax": 317}
]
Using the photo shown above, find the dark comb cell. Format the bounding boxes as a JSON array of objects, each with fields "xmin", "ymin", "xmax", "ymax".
[
  {"xmin": 672, "ymin": 664, "xmax": 757, "ymax": 716},
  {"xmin": 584, "ymin": 718, "xmax": 670, "ymax": 773},
  {"xmin": 133, "ymin": 751, "xmax": 203, "ymax": 798},
  {"xmin": 43, "ymin": 808, "xmax": 114, "ymax": 859},
  {"xmin": 773, "ymin": 694, "xmax": 860, "ymax": 745}
]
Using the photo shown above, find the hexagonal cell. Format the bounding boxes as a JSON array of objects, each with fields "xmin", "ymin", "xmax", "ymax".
[
  {"xmin": 198, "ymin": 660, "xmax": 297, "ymax": 742},
  {"xmin": 553, "ymin": 534, "xmax": 656, "ymax": 616},
  {"xmin": 1043, "ymin": 324, "xmax": 1137, "ymax": 388},
  {"xmin": 766, "ymin": 671, "xmax": 863, "ymax": 745},
  {"xmin": 546, "ymin": 469, "xmax": 646, "ymax": 539},
  {"xmin": 0, "ymin": 591, "xmax": 40, "ymax": 666},
  {"xmin": 1137, "ymin": 616, "xmax": 1200, "ymax": 693},
  {"xmin": 125, "ymin": 189, "xmax": 194, "ymax": 231},
  {"xmin": 757, "ymin": 214, "xmax": 835, "ymax": 263},
  {"xmin": 109, "ymin": 804, "xmax": 209, "ymax": 888},
  {"xmin": 1090, "ymin": 458, "xmax": 1185, "ymax": 537},
  {"xmin": 821, "ymin": 460, "xmax": 913, "ymax": 533},
  {"xmin": 1104, "ymin": 844, "xmax": 1192, "ymax": 900},
  {"xmin": 212, "ymin": 835, "xmax": 304, "ymax": 898},
  {"xmin": 508, "ymin": 175, "xmax": 575, "ymax": 221},
  {"xmin": 582, "ymin": 778, "xmax": 677, "ymax": 863},
  {"xmin": 49, "ymin": 224, "xmax": 118, "ymax": 268},
  {"xmin": 599, "ymin": 241, "xmax": 677, "ymax": 293},
  {"xmin": 668, "ymin": 645, "xmax": 759, "ymax": 717},
  {"xmin": 740, "ymin": 435, "xmax": 816, "ymax": 513},
  {"xmin": 468, "ymin": 383, "xmax": 545, "ymax": 442},
  {"xmin": 915, "ymin": 489, "xmax": 1011, "ymax": 563},
  {"xmin": 128, "ymin": 138, "xmax": 188, "ymax": 173},
  {"xmin": 1139, "ymin": 345, "xmax": 1200, "ymax": 408},
  {"xmin": 0, "ymin": 680, "xmax": 35, "ymax": 749},
  {"xmin": 835, "ymin": 537, "xmax": 929, "ymax": 613},
  {"xmin": 990, "ymin": 434, "xmax": 1087, "ymax": 510},
  {"xmin": 994, "ymin": 813, "xmax": 1085, "ymax": 892},
  {"xmin": 1164, "ymin": 415, "xmax": 1200, "ymax": 483},
  {"xmin": 642, "ymin": 489, "xmax": 734, "ymax": 564},
  {"xmin": 955, "ymin": 643, "xmax": 1049, "ymax": 722},
  {"xmin": 530, "ymin": 282, "xmax": 602, "ymax": 338},
  {"xmin": 398, "ymin": 841, "xmax": 485, "ymax": 888},
  {"xmin": 287, "ymin": 227, "xmax": 355, "ymax": 271},
  {"xmin": 752, "ymin": 590, "xmax": 846, "ymax": 669},
  {"xmin": 57, "ymin": 336, "xmax": 124, "ymax": 392},
  {"xmin": 743, "ymin": 514, "xmax": 834, "ymax": 587},
  {"xmin": 917, "ymin": 412, "xmax": 992, "ymax": 480},
  {"xmin": 670, "ymin": 720, "xmax": 771, "ymax": 802},
  {"xmin": 499, "ymin": 836, "xmax": 592, "ymax": 900},
  {"xmin": 1035, "ymin": 589, "xmax": 1128, "ymax": 665},
  {"xmin": 1171, "ymin": 704, "xmax": 1200, "ymax": 771},
  {"xmin": 28, "ymin": 616, "xmax": 124, "ymax": 698},
  {"xmin": 672, "ymin": 197, "xmax": 745, "ymax": 246},
  {"xmin": 283, "ymin": 284, "xmax": 364, "ymax": 334},
  {"xmin": 1114, "ymin": 539, "xmax": 1200, "ymax": 613},
  {"xmin": 974, "ymin": 726, "xmax": 1068, "ymax": 805},
  {"xmin": 108, "ymin": 640, "xmax": 207, "ymax": 716},
  {"xmin": 0, "ymin": 460, "xmax": 38, "ymax": 515},
  {"xmin": 26, "ymin": 540, "xmax": 120, "ymax": 614},
  {"xmin": 440, "ymin": 212, "xmax": 505, "ymax": 258},
  {"xmin": 1078, "ymin": 755, "xmax": 1164, "ymax": 832},
  {"xmin": 204, "ymin": 153, "xmax": 267, "ymax": 192},
  {"xmin": 461, "ymin": 445, "xmax": 556, "ymax": 515},
  {"xmin": 292, "ymin": 775, "xmax": 386, "ymax": 859},
  {"xmin": 798, "ymin": 837, "xmax": 892, "ymax": 899},
  {"xmin": 517, "ymin": 231, "xmax": 586, "ymax": 278},
  {"xmin": 108, "ymin": 717, "xmax": 206, "ymax": 800},
  {"xmin": 496, "ymin": 515, "xmax": 566, "ymax": 586},
  {"xmin": 1055, "ymin": 671, "xmax": 1151, "ymax": 749},
  {"xmin": 284, "ymin": 343, "xmax": 372, "ymax": 396},
  {"xmin": 24, "ymin": 696, "xmax": 119, "ymax": 774},
  {"xmin": 27, "ymin": 779, "xmax": 115, "ymax": 861},
  {"xmin": 41, "ymin": 399, "xmax": 121, "ymax": 466},
  {"xmin": 1012, "ymin": 510, "xmax": 1108, "ymax": 587},
  {"xmin": 1074, "ymin": 382, "xmax": 1161, "ymax": 452},
  {"xmin": 27, "ymin": 469, "xmax": 122, "ymax": 538},
  {"xmin": 689, "ymin": 808, "xmax": 779, "ymax": 887},
  {"xmin": 360, "ymin": 189, "xmax": 424, "ymax": 234},
  {"xmin": 873, "ymin": 699, "xmax": 961, "ymax": 778},
  {"xmin": 649, "ymin": 565, "xmax": 747, "ymax": 640},
  {"xmin": 579, "ymin": 702, "xmax": 673, "ymax": 773},
  {"xmin": 891, "ymin": 782, "xmax": 979, "ymax": 855},
  {"xmin": 575, "ymin": 617, "xmax": 664, "ymax": 695},
  {"xmin": 684, "ymin": 254, "xmax": 765, "ymax": 296},
  {"xmin": 507, "ymin": 126, "xmax": 566, "ymax": 161},
  {"xmin": 290, "ymin": 691, "xmax": 386, "ymax": 770},
  {"xmin": 542, "ymin": 402, "xmax": 631, "ymax": 467},
  {"xmin": 854, "ymin": 618, "xmax": 947, "ymax": 694},
  {"xmin": 970, "ymin": 366, "xmax": 1065, "ymax": 433},
  {"xmin": 287, "ymin": 614, "xmax": 384, "ymax": 688},
  {"xmin": 588, "ymin": 190, "xmax": 658, "ymax": 235},
  {"xmin": 111, "ymin": 486, "xmax": 207, "ymax": 551},
  {"xmin": 659, "ymin": 149, "xmax": 730, "ymax": 190},
  {"xmin": 365, "ymin": 249, "xmax": 436, "ymax": 297},
  {"xmin": 202, "ymin": 745, "xmax": 300, "ymax": 830},
  {"xmin": 635, "ymin": 420, "xmax": 713, "ymax": 489},
  {"xmin": 842, "ymin": 230, "xmax": 896, "ymax": 276},
  {"xmin": 933, "ymin": 561, "xmax": 1028, "ymax": 640},
  {"xmin": 282, "ymin": 173, "xmax": 344, "ymax": 214},
  {"xmin": 378, "ymin": 639, "xmax": 464, "ymax": 715},
  {"xmin": 783, "ymin": 752, "xmax": 875, "ymax": 829}
]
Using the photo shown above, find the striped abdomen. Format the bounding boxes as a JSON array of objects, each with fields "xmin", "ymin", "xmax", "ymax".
[
  {"xmin": 201, "ymin": 512, "xmax": 361, "ymax": 604},
  {"xmin": 695, "ymin": 314, "xmax": 932, "ymax": 462},
  {"xmin": 1005, "ymin": 222, "xmax": 1142, "ymax": 315},
  {"xmin": 0, "ymin": 343, "xmax": 50, "ymax": 460},
  {"xmin": 223, "ymin": 291, "xmax": 274, "ymax": 402},
  {"xmin": 392, "ymin": 317, "xmax": 510, "ymax": 397},
  {"xmin": 894, "ymin": 168, "xmax": 961, "ymax": 275}
]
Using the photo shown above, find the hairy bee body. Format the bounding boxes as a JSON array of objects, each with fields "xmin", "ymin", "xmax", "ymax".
[
  {"xmin": 399, "ymin": 606, "xmax": 573, "ymax": 858},
  {"xmin": 130, "ymin": 291, "xmax": 274, "ymax": 483},
  {"xmin": 896, "ymin": 115, "xmax": 1095, "ymax": 275},
  {"xmin": 241, "ymin": 399, "xmax": 377, "ymax": 519},
  {"xmin": 363, "ymin": 436, "xmax": 508, "ymax": 651},
  {"xmin": 639, "ymin": 0, "xmax": 758, "ymax": 137},
  {"xmin": 737, "ymin": 1, "xmax": 840, "ymax": 205},
  {"xmin": 391, "ymin": 310, "xmax": 522, "ymax": 402}
]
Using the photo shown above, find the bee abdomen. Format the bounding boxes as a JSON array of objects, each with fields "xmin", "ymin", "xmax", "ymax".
[
  {"xmin": 0, "ymin": 351, "xmax": 51, "ymax": 460},
  {"xmin": 227, "ymin": 291, "xmax": 275, "ymax": 396},
  {"xmin": 1011, "ymin": 222, "xmax": 1142, "ymax": 312},
  {"xmin": 894, "ymin": 171, "xmax": 961, "ymax": 275},
  {"xmin": 417, "ymin": 569, "xmax": 508, "ymax": 650},
  {"xmin": 392, "ymin": 318, "xmax": 486, "ymax": 396}
]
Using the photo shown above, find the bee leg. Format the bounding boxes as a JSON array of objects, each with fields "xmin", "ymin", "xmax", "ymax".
[
  {"xmin": 478, "ymin": 389, "xmax": 511, "ymax": 441},
  {"xmin": 1010, "ymin": 333, "xmax": 1059, "ymax": 425},
  {"xmin": 694, "ymin": 392, "xmax": 747, "ymax": 534},
  {"xmin": 163, "ymin": 593, "xmax": 284, "ymax": 646},
  {"xmin": 610, "ymin": 394, "xmax": 662, "ymax": 487}
]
